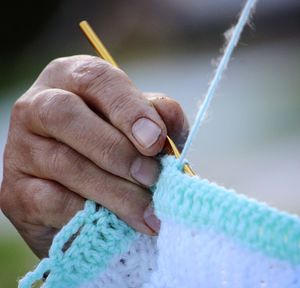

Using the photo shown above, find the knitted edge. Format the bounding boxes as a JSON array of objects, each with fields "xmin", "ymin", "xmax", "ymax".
[
  {"xmin": 46, "ymin": 201, "xmax": 137, "ymax": 287},
  {"xmin": 19, "ymin": 201, "xmax": 137, "ymax": 288},
  {"xmin": 153, "ymin": 156, "xmax": 300, "ymax": 264}
]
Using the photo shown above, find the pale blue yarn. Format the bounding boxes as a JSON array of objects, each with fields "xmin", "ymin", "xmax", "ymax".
[{"xmin": 179, "ymin": 0, "xmax": 257, "ymax": 163}]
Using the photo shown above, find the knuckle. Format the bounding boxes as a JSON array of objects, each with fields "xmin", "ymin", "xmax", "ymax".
[
  {"xmin": 46, "ymin": 55, "xmax": 96, "ymax": 73},
  {"xmin": 29, "ymin": 180, "xmax": 66, "ymax": 222},
  {"xmin": 32, "ymin": 89, "xmax": 76, "ymax": 133},
  {"xmin": 45, "ymin": 56, "xmax": 73, "ymax": 73},
  {"xmin": 41, "ymin": 57, "xmax": 72, "ymax": 81},
  {"xmin": 71, "ymin": 56, "xmax": 111, "ymax": 93},
  {"xmin": 71, "ymin": 56, "xmax": 130, "ymax": 94},
  {"xmin": 11, "ymin": 95, "xmax": 32, "ymax": 122}
]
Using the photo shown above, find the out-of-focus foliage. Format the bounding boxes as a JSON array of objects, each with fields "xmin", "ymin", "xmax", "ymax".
[{"xmin": 0, "ymin": 232, "xmax": 37, "ymax": 287}]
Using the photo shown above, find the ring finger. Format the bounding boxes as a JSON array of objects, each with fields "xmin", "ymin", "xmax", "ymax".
[{"xmin": 20, "ymin": 134, "xmax": 154, "ymax": 235}]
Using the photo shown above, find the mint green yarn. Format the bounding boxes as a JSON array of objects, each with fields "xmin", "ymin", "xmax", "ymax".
[
  {"xmin": 46, "ymin": 201, "xmax": 136, "ymax": 287},
  {"xmin": 20, "ymin": 155, "xmax": 300, "ymax": 287},
  {"xmin": 19, "ymin": 201, "xmax": 137, "ymax": 288},
  {"xmin": 154, "ymin": 156, "xmax": 300, "ymax": 264}
]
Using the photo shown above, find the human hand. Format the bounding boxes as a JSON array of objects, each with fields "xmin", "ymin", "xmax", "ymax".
[{"xmin": 0, "ymin": 55, "xmax": 188, "ymax": 258}]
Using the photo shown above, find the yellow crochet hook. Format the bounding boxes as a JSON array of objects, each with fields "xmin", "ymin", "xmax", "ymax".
[
  {"xmin": 79, "ymin": 20, "xmax": 195, "ymax": 176},
  {"xmin": 165, "ymin": 136, "xmax": 195, "ymax": 176}
]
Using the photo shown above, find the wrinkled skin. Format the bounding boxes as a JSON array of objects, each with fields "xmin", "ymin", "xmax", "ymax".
[{"xmin": 0, "ymin": 55, "xmax": 188, "ymax": 258}]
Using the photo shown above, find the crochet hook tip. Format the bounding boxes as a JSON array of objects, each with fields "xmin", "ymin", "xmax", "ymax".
[{"xmin": 166, "ymin": 136, "xmax": 196, "ymax": 176}]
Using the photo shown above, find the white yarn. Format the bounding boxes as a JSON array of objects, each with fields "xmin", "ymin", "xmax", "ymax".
[
  {"xmin": 81, "ymin": 219, "xmax": 300, "ymax": 288},
  {"xmin": 80, "ymin": 234, "xmax": 157, "ymax": 288},
  {"xmin": 145, "ymin": 219, "xmax": 300, "ymax": 288}
]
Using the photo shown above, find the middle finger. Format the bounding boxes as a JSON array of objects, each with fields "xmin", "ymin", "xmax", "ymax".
[
  {"xmin": 20, "ymin": 134, "xmax": 154, "ymax": 234},
  {"xmin": 24, "ymin": 88, "xmax": 160, "ymax": 187}
]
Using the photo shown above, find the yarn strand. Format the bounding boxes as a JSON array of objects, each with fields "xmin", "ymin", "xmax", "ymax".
[{"xmin": 179, "ymin": 0, "xmax": 257, "ymax": 164}]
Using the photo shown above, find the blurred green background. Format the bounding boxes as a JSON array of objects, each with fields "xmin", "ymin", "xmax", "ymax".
[{"xmin": 1, "ymin": 0, "xmax": 300, "ymax": 287}]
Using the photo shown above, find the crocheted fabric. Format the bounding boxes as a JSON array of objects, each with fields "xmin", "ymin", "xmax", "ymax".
[{"xmin": 20, "ymin": 156, "xmax": 300, "ymax": 288}]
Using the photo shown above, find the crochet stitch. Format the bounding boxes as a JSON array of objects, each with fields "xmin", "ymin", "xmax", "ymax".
[
  {"xmin": 20, "ymin": 156, "xmax": 300, "ymax": 288},
  {"xmin": 19, "ymin": 202, "xmax": 137, "ymax": 288},
  {"xmin": 154, "ymin": 157, "xmax": 300, "ymax": 264}
]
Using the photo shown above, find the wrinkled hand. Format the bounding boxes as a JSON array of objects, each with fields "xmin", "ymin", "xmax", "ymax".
[{"xmin": 0, "ymin": 55, "xmax": 188, "ymax": 258}]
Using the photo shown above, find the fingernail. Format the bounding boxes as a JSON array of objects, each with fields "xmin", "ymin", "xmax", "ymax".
[
  {"xmin": 144, "ymin": 203, "xmax": 160, "ymax": 233},
  {"xmin": 132, "ymin": 118, "xmax": 162, "ymax": 148},
  {"xmin": 130, "ymin": 158, "xmax": 160, "ymax": 186}
]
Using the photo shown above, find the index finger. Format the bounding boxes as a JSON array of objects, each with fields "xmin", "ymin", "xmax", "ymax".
[{"xmin": 35, "ymin": 55, "xmax": 167, "ymax": 156}]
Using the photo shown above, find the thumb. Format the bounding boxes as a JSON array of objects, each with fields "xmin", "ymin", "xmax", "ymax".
[{"xmin": 145, "ymin": 93, "xmax": 189, "ymax": 151}]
